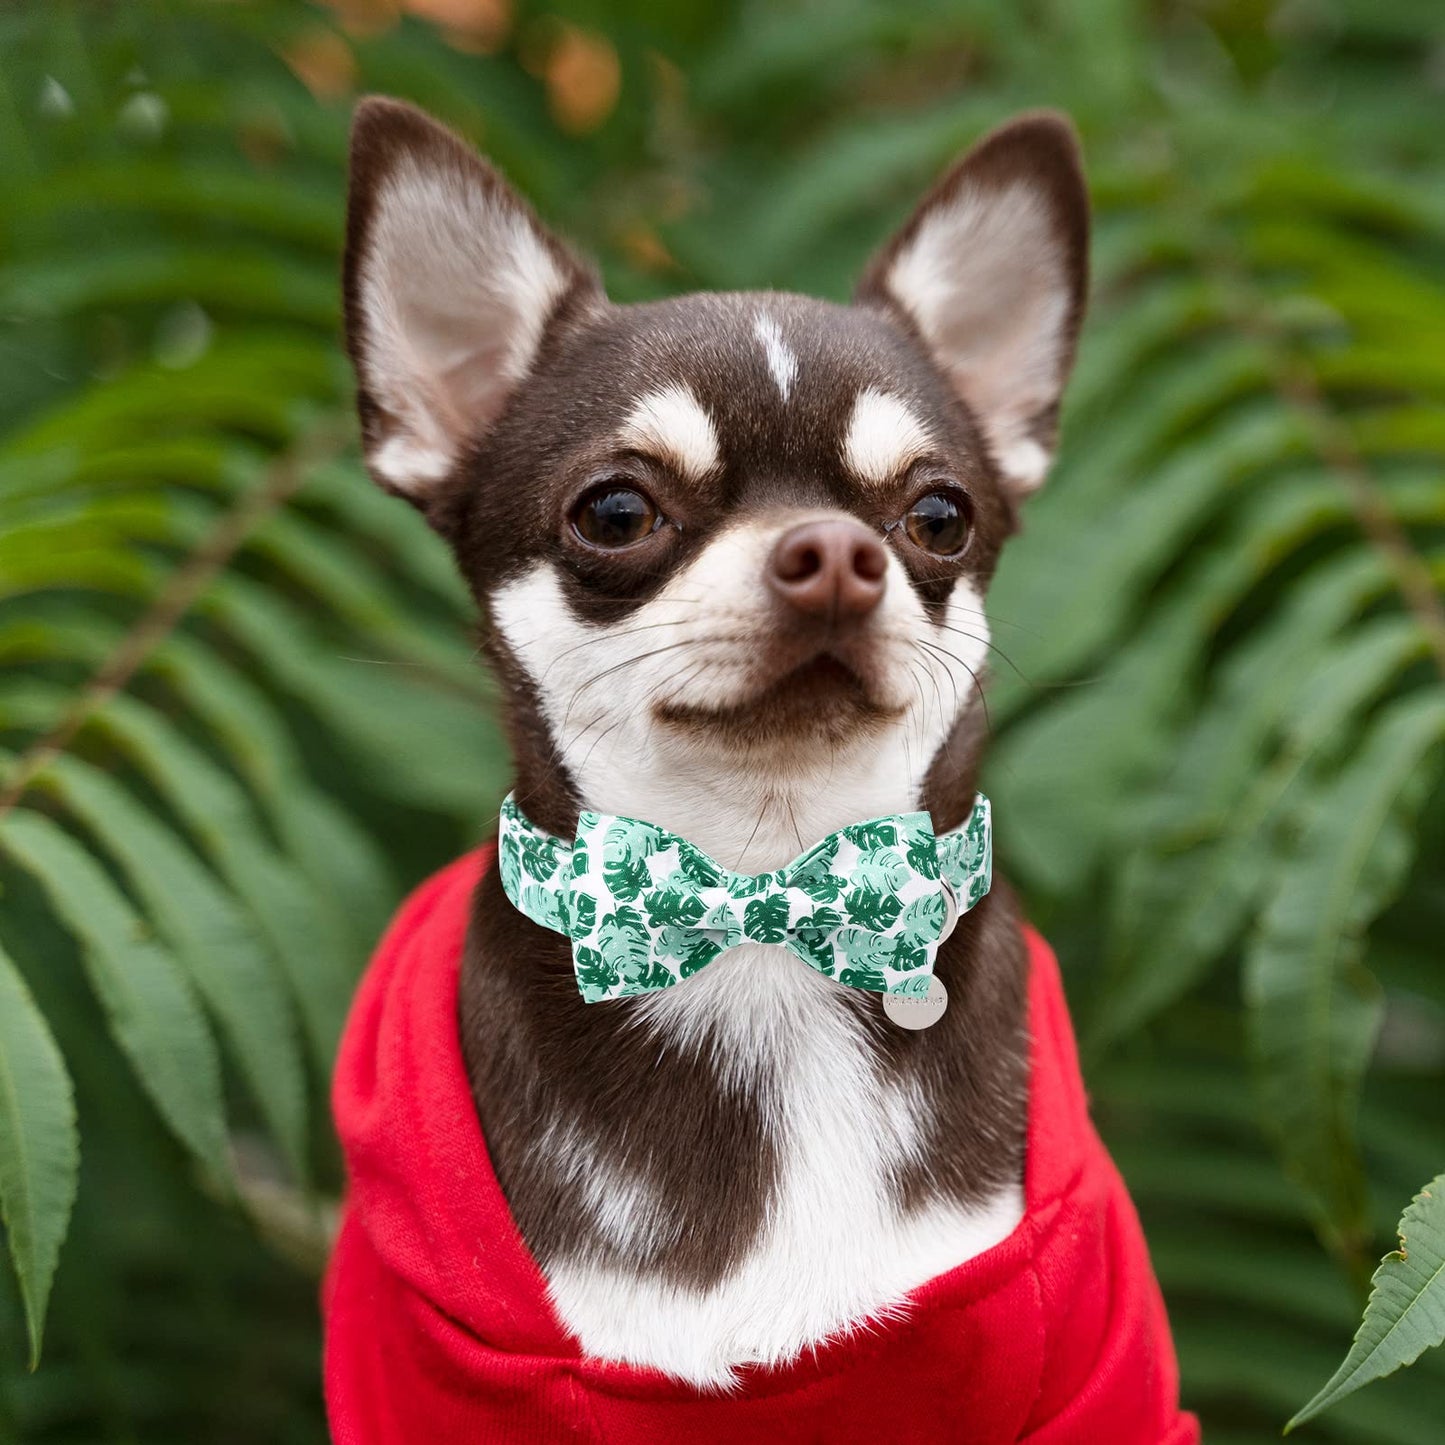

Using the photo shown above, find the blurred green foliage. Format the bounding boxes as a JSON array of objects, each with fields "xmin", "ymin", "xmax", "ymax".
[{"xmin": 1, "ymin": 0, "xmax": 1443, "ymax": 1439}]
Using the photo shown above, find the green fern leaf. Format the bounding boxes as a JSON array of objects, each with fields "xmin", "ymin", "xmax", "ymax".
[
  {"xmin": 1288, "ymin": 1175, "xmax": 1445, "ymax": 1432},
  {"xmin": 31, "ymin": 755, "xmax": 309, "ymax": 1182},
  {"xmin": 1246, "ymin": 692, "xmax": 1445, "ymax": 1252},
  {"xmin": 0, "ymin": 811, "xmax": 229, "ymax": 1185},
  {"xmin": 0, "ymin": 944, "xmax": 78, "ymax": 1367}
]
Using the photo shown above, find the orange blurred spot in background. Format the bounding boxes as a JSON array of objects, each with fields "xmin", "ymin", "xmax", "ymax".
[
  {"xmin": 404, "ymin": 0, "xmax": 511, "ymax": 54},
  {"xmin": 617, "ymin": 221, "xmax": 679, "ymax": 276},
  {"xmin": 317, "ymin": 0, "xmax": 402, "ymax": 39},
  {"xmin": 534, "ymin": 21, "xmax": 621, "ymax": 135},
  {"xmin": 317, "ymin": 0, "xmax": 511, "ymax": 52},
  {"xmin": 281, "ymin": 27, "xmax": 358, "ymax": 100}
]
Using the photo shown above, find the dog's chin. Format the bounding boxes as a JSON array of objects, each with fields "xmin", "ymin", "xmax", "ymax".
[{"xmin": 654, "ymin": 653, "xmax": 904, "ymax": 756}]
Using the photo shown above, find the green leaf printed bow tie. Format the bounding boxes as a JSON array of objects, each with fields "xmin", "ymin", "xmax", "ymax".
[{"xmin": 497, "ymin": 793, "xmax": 992, "ymax": 1004}]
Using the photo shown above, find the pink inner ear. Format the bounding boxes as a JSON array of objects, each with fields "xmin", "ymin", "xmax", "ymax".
[
  {"xmin": 882, "ymin": 178, "xmax": 1076, "ymax": 495},
  {"xmin": 346, "ymin": 106, "xmax": 596, "ymax": 499},
  {"xmin": 397, "ymin": 285, "xmax": 517, "ymax": 432}
]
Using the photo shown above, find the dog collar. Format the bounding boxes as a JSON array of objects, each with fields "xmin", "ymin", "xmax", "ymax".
[{"xmin": 497, "ymin": 794, "xmax": 992, "ymax": 1003}]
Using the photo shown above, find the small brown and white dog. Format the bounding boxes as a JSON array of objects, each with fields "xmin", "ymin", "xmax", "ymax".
[{"xmin": 343, "ymin": 97, "xmax": 1088, "ymax": 1391}]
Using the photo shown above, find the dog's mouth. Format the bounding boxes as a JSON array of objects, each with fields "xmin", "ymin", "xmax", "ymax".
[{"xmin": 655, "ymin": 647, "xmax": 903, "ymax": 749}]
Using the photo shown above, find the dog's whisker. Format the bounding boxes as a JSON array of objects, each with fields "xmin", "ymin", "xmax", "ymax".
[
  {"xmin": 905, "ymin": 656, "xmax": 933, "ymax": 765},
  {"xmin": 931, "ymin": 621, "xmax": 1031, "ymax": 684},
  {"xmin": 918, "ymin": 636, "xmax": 993, "ymax": 741},
  {"xmin": 570, "ymin": 712, "xmax": 635, "ymax": 778},
  {"xmin": 911, "ymin": 641, "xmax": 952, "ymax": 730},
  {"xmin": 781, "ymin": 791, "xmax": 805, "ymax": 854},
  {"xmin": 903, "ymin": 657, "xmax": 929, "ymax": 765},
  {"xmin": 898, "ymin": 694, "xmax": 916, "ymax": 789},
  {"xmin": 502, "ymin": 606, "xmax": 709, "ymax": 669},
  {"xmin": 733, "ymin": 794, "xmax": 771, "ymax": 872},
  {"xmin": 945, "ymin": 605, "xmax": 1044, "ymax": 640},
  {"xmin": 536, "ymin": 617, "xmax": 710, "ymax": 681},
  {"xmin": 568, "ymin": 649, "xmax": 716, "ymax": 776},
  {"xmin": 560, "ymin": 636, "xmax": 739, "ymax": 734}
]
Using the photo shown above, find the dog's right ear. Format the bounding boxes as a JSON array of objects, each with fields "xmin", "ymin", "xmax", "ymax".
[
  {"xmin": 856, "ymin": 113, "xmax": 1089, "ymax": 505},
  {"xmin": 344, "ymin": 97, "xmax": 600, "ymax": 507}
]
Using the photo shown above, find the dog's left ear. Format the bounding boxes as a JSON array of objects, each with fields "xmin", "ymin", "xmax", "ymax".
[{"xmin": 857, "ymin": 112, "xmax": 1089, "ymax": 501}]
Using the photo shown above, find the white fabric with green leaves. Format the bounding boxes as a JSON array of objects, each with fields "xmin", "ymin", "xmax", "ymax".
[{"xmin": 498, "ymin": 793, "xmax": 992, "ymax": 1003}]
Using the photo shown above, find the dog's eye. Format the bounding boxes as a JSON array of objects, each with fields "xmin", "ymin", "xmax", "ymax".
[
  {"xmin": 571, "ymin": 485, "xmax": 662, "ymax": 549},
  {"xmin": 901, "ymin": 489, "xmax": 972, "ymax": 557}
]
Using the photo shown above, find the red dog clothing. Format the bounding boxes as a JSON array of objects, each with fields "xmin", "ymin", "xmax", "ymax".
[{"xmin": 325, "ymin": 847, "xmax": 1200, "ymax": 1443}]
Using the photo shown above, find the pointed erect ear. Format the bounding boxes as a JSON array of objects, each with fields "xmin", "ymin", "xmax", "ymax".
[
  {"xmin": 343, "ymin": 97, "xmax": 600, "ymax": 503},
  {"xmin": 857, "ymin": 112, "xmax": 1090, "ymax": 500}
]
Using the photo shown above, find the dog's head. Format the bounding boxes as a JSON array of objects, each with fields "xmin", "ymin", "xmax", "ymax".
[{"xmin": 343, "ymin": 99, "xmax": 1088, "ymax": 856}]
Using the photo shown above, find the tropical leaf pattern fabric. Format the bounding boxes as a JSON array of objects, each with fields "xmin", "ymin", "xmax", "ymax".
[{"xmin": 497, "ymin": 794, "xmax": 992, "ymax": 1003}]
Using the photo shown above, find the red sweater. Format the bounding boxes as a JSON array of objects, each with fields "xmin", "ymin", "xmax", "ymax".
[{"xmin": 325, "ymin": 847, "xmax": 1200, "ymax": 1444}]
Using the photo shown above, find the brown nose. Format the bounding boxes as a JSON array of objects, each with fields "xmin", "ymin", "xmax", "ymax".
[{"xmin": 767, "ymin": 519, "xmax": 887, "ymax": 620}]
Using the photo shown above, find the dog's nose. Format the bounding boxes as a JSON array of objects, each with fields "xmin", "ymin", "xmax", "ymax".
[{"xmin": 768, "ymin": 519, "xmax": 887, "ymax": 619}]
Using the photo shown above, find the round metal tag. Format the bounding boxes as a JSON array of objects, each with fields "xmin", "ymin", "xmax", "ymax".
[{"xmin": 883, "ymin": 975, "xmax": 948, "ymax": 1030}]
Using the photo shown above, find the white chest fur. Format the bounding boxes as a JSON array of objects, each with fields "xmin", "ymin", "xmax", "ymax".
[{"xmin": 541, "ymin": 943, "xmax": 1023, "ymax": 1390}]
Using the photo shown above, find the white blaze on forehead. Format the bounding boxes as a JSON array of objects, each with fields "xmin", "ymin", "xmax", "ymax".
[
  {"xmin": 754, "ymin": 313, "xmax": 798, "ymax": 402},
  {"xmin": 842, "ymin": 388, "xmax": 934, "ymax": 485},
  {"xmin": 616, "ymin": 384, "xmax": 720, "ymax": 481}
]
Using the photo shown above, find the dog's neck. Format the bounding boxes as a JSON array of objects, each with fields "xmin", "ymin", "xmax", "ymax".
[{"xmin": 550, "ymin": 746, "xmax": 919, "ymax": 871}]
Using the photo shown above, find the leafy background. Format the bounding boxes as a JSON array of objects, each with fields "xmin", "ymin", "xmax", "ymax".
[{"xmin": 1, "ymin": 0, "xmax": 1443, "ymax": 1439}]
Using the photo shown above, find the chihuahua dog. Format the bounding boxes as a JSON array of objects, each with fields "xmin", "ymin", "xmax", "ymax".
[{"xmin": 343, "ymin": 97, "xmax": 1087, "ymax": 1391}]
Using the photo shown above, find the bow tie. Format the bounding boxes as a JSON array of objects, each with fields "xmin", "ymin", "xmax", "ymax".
[{"xmin": 497, "ymin": 794, "xmax": 992, "ymax": 1004}]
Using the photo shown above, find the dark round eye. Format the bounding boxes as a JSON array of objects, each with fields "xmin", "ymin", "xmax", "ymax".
[
  {"xmin": 571, "ymin": 485, "xmax": 662, "ymax": 549},
  {"xmin": 902, "ymin": 489, "xmax": 972, "ymax": 557}
]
